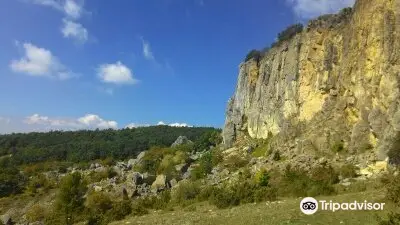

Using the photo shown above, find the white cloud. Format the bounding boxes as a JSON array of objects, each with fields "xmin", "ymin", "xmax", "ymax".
[
  {"xmin": 157, "ymin": 121, "xmax": 191, "ymax": 127},
  {"xmin": 24, "ymin": 113, "xmax": 118, "ymax": 130},
  {"xmin": 141, "ymin": 38, "xmax": 155, "ymax": 61},
  {"xmin": 31, "ymin": 0, "xmax": 85, "ymax": 19},
  {"xmin": 10, "ymin": 42, "xmax": 74, "ymax": 80},
  {"xmin": 97, "ymin": 61, "xmax": 137, "ymax": 85},
  {"xmin": 63, "ymin": 0, "xmax": 82, "ymax": 19},
  {"xmin": 286, "ymin": 0, "xmax": 355, "ymax": 19},
  {"xmin": 125, "ymin": 123, "xmax": 151, "ymax": 129},
  {"xmin": 61, "ymin": 19, "xmax": 88, "ymax": 42}
]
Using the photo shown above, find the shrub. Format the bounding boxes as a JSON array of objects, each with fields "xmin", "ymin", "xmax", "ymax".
[
  {"xmin": 223, "ymin": 154, "xmax": 249, "ymax": 171},
  {"xmin": 110, "ymin": 200, "xmax": 132, "ymax": 220},
  {"xmin": 331, "ymin": 141, "xmax": 344, "ymax": 153},
  {"xmin": 0, "ymin": 166, "xmax": 27, "ymax": 197},
  {"xmin": 26, "ymin": 173, "xmax": 54, "ymax": 195},
  {"xmin": 26, "ymin": 204, "xmax": 47, "ymax": 222},
  {"xmin": 208, "ymin": 180, "xmax": 277, "ymax": 209},
  {"xmin": 338, "ymin": 164, "xmax": 358, "ymax": 178},
  {"xmin": 255, "ymin": 169, "xmax": 270, "ymax": 187},
  {"xmin": 245, "ymin": 50, "xmax": 262, "ymax": 62},
  {"xmin": 135, "ymin": 191, "xmax": 171, "ymax": 210},
  {"xmin": 272, "ymin": 151, "xmax": 281, "ymax": 161},
  {"xmin": 131, "ymin": 202, "xmax": 149, "ymax": 216},
  {"xmin": 55, "ymin": 172, "xmax": 87, "ymax": 223},
  {"xmin": 172, "ymin": 181, "xmax": 201, "ymax": 205},
  {"xmin": 275, "ymin": 165, "xmax": 337, "ymax": 197},
  {"xmin": 381, "ymin": 172, "xmax": 400, "ymax": 206},
  {"xmin": 193, "ymin": 130, "xmax": 222, "ymax": 152},
  {"xmin": 197, "ymin": 185, "xmax": 216, "ymax": 202},
  {"xmin": 86, "ymin": 191, "xmax": 113, "ymax": 214},
  {"xmin": 377, "ymin": 212, "xmax": 400, "ymax": 225},
  {"xmin": 277, "ymin": 23, "xmax": 303, "ymax": 42},
  {"xmin": 191, "ymin": 153, "xmax": 213, "ymax": 180},
  {"xmin": 209, "ymin": 186, "xmax": 239, "ymax": 209}
]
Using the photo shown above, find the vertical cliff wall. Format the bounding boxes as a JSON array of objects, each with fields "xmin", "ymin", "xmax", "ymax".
[{"xmin": 223, "ymin": 0, "xmax": 400, "ymax": 162}]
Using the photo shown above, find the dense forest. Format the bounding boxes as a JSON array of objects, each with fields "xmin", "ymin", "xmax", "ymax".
[{"xmin": 0, "ymin": 126, "xmax": 220, "ymax": 165}]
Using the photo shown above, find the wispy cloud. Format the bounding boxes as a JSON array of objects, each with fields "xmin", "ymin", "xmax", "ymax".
[
  {"xmin": 24, "ymin": 113, "xmax": 118, "ymax": 130},
  {"xmin": 61, "ymin": 19, "xmax": 88, "ymax": 43},
  {"xmin": 286, "ymin": 0, "xmax": 355, "ymax": 19},
  {"xmin": 97, "ymin": 61, "xmax": 138, "ymax": 85},
  {"xmin": 141, "ymin": 38, "xmax": 155, "ymax": 61},
  {"xmin": 30, "ymin": 0, "xmax": 86, "ymax": 19},
  {"xmin": 10, "ymin": 42, "xmax": 75, "ymax": 80}
]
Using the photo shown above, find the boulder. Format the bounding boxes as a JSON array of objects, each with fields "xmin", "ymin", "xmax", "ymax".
[
  {"xmin": 169, "ymin": 178, "xmax": 178, "ymax": 188},
  {"xmin": 127, "ymin": 158, "xmax": 138, "ymax": 168},
  {"xmin": 171, "ymin": 136, "xmax": 193, "ymax": 147},
  {"xmin": 1, "ymin": 213, "xmax": 13, "ymax": 225},
  {"xmin": 137, "ymin": 151, "xmax": 146, "ymax": 161},
  {"xmin": 151, "ymin": 174, "xmax": 168, "ymax": 192},
  {"xmin": 127, "ymin": 172, "xmax": 143, "ymax": 185},
  {"xmin": 175, "ymin": 163, "xmax": 190, "ymax": 173}
]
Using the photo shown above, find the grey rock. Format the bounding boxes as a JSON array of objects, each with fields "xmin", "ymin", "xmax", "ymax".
[
  {"xmin": 171, "ymin": 136, "xmax": 193, "ymax": 147},
  {"xmin": 175, "ymin": 163, "xmax": 190, "ymax": 173},
  {"xmin": 169, "ymin": 178, "xmax": 178, "ymax": 188},
  {"xmin": 151, "ymin": 175, "xmax": 168, "ymax": 192},
  {"xmin": 136, "ymin": 151, "xmax": 146, "ymax": 161}
]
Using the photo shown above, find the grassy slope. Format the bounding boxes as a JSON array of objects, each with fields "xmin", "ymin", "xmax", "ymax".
[{"xmin": 111, "ymin": 190, "xmax": 391, "ymax": 225}]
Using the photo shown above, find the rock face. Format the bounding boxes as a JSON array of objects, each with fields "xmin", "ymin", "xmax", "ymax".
[
  {"xmin": 223, "ymin": 0, "xmax": 400, "ymax": 163},
  {"xmin": 171, "ymin": 136, "xmax": 193, "ymax": 147}
]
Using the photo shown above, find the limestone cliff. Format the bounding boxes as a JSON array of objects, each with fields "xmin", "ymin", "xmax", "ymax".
[{"xmin": 223, "ymin": 0, "xmax": 400, "ymax": 163}]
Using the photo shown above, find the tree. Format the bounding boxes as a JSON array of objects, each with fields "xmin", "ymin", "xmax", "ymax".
[
  {"xmin": 55, "ymin": 172, "xmax": 87, "ymax": 225},
  {"xmin": 245, "ymin": 50, "xmax": 262, "ymax": 62}
]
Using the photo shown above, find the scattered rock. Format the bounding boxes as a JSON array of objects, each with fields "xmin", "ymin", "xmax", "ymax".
[
  {"xmin": 243, "ymin": 146, "xmax": 254, "ymax": 154},
  {"xmin": 169, "ymin": 178, "xmax": 178, "ymax": 188},
  {"xmin": 151, "ymin": 175, "xmax": 168, "ymax": 192},
  {"xmin": 175, "ymin": 163, "xmax": 190, "ymax": 173},
  {"xmin": 137, "ymin": 151, "xmax": 146, "ymax": 161}
]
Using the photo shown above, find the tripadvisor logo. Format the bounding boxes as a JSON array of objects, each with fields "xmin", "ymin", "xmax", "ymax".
[{"xmin": 300, "ymin": 197, "xmax": 385, "ymax": 215}]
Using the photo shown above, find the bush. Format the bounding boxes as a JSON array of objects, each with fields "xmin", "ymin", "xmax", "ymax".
[
  {"xmin": 381, "ymin": 173, "xmax": 400, "ymax": 206},
  {"xmin": 135, "ymin": 191, "xmax": 171, "ymax": 210},
  {"xmin": 209, "ymin": 186, "xmax": 239, "ymax": 209},
  {"xmin": 245, "ymin": 50, "xmax": 262, "ymax": 62},
  {"xmin": 378, "ymin": 212, "xmax": 400, "ymax": 225},
  {"xmin": 277, "ymin": 23, "xmax": 303, "ymax": 42},
  {"xmin": 274, "ymin": 165, "xmax": 338, "ymax": 197},
  {"xmin": 110, "ymin": 200, "xmax": 132, "ymax": 220},
  {"xmin": 331, "ymin": 141, "xmax": 344, "ymax": 153},
  {"xmin": 191, "ymin": 152, "xmax": 214, "ymax": 180},
  {"xmin": 208, "ymin": 180, "xmax": 277, "ymax": 209},
  {"xmin": 338, "ymin": 164, "xmax": 358, "ymax": 178},
  {"xmin": 26, "ymin": 204, "xmax": 47, "ymax": 222},
  {"xmin": 55, "ymin": 172, "xmax": 87, "ymax": 223},
  {"xmin": 131, "ymin": 202, "xmax": 149, "ymax": 216},
  {"xmin": 26, "ymin": 173, "xmax": 54, "ymax": 195},
  {"xmin": 86, "ymin": 191, "xmax": 113, "ymax": 214},
  {"xmin": 223, "ymin": 154, "xmax": 249, "ymax": 171},
  {"xmin": 172, "ymin": 181, "xmax": 201, "ymax": 205},
  {"xmin": 255, "ymin": 169, "xmax": 270, "ymax": 187},
  {"xmin": 0, "ymin": 166, "xmax": 27, "ymax": 197}
]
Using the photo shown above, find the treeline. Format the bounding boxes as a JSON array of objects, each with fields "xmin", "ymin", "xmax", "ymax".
[{"xmin": 0, "ymin": 126, "xmax": 220, "ymax": 165}]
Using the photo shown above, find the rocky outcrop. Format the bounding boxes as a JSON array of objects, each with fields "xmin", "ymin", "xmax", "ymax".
[
  {"xmin": 171, "ymin": 136, "xmax": 193, "ymax": 147},
  {"xmin": 223, "ymin": 0, "xmax": 400, "ymax": 164}
]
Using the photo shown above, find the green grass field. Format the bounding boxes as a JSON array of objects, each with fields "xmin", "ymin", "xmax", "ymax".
[{"xmin": 110, "ymin": 190, "xmax": 393, "ymax": 225}]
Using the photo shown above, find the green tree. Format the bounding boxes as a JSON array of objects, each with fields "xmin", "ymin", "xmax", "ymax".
[{"xmin": 55, "ymin": 172, "xmax": 87, "ymax": 225}]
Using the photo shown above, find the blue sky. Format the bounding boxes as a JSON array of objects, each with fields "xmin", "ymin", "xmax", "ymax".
[{"xmin": 0, "ymin": 0, "xmax": 355, "ymax": 133}]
